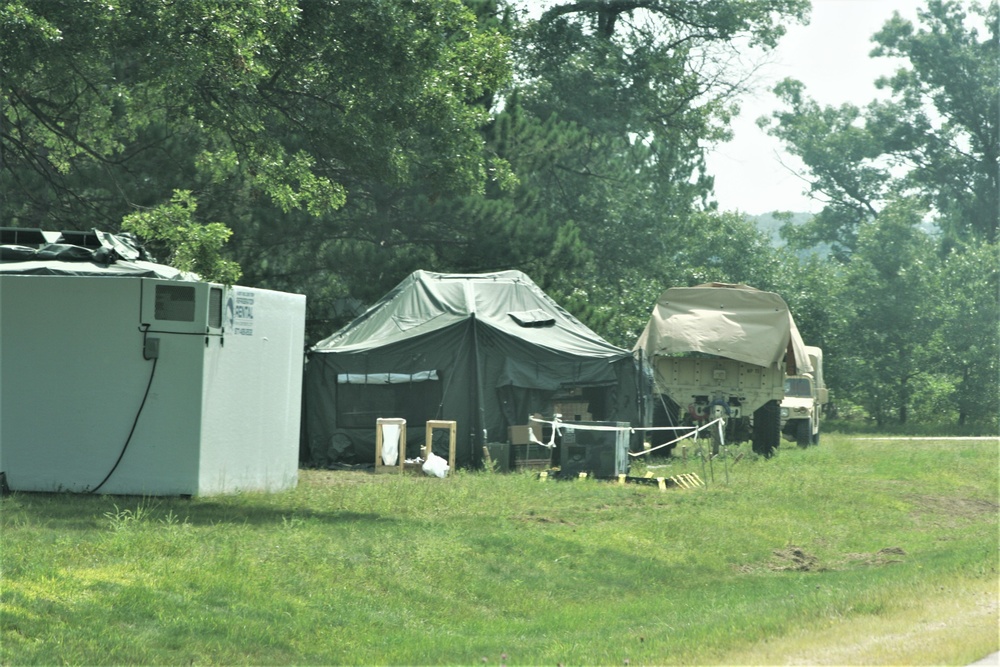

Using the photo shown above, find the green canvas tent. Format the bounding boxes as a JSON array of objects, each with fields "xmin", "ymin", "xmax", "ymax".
[{"xmin": 302, "ymin": 270, "xmax": 649, "ymax": 469}]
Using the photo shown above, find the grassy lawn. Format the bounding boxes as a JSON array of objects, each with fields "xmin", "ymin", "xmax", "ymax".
[{"xmin": 2, "ymin": 435, "xmax": 997, "ymax": 665}]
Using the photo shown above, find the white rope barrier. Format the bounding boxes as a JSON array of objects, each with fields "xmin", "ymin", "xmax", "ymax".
[
  {"xmin": 525, "ymin": 415, "xmax": 726, "ymax": 457},
  {"xmin": 628, "ymin": 418, "xmax": 725, "ymax": 457}
]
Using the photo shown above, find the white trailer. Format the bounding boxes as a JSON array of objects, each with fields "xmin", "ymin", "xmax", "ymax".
[{"xmin": 0, "ymin": 230, "xmax": 305, "ymax": 496}]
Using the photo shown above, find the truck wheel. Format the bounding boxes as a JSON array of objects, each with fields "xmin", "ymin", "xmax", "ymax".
[
  {"xmin": 710, "ymin": 424, "xmax": 723, "ymax": 456},
  {"xmin": 812, "ymin": 431, "xmax": 820, "ymax": 446},
  {"xmin": 752, "ymin": 400, "xmax": 781, "ymax": 457},
  {"xmin": 795, "ymin": 419, "xmax": 811, "ymax": 447}
]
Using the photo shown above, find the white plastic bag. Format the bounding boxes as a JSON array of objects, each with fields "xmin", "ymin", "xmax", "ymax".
[
  {"xmin": 381, "ymin": 423, "xmax": 400, "ymax": 466},
  {"xmin": 422, "ymin": 451, "xmax": 450, "ymax": 478}
]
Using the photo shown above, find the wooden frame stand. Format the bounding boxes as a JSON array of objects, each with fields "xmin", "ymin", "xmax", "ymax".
[
  {"xmin": 374, "ymin": 418, "xmax": 457, "ymax": 475},
  {"xmin": 425, "ymin": 420, "xmax": 457, "ymax": 476},
  {"xmin": 374, "ymin": 418, "xmax": 407, "ymax": 474}
]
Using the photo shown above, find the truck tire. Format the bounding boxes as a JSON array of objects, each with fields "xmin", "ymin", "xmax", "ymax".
[
  {"xmin": 651, "ymin": 396, "xmax": 681, "ymax": 456},
  {"xmin": 709, "ymin": 423, "xmax": 723, "ymax": 456},
  {"xmin": 795, "ymin": 419, "xmax": 812, "ymax": 448},
  {"xmin": 752, "ymin": 400, "xmax": 781, "ymax": 457}
]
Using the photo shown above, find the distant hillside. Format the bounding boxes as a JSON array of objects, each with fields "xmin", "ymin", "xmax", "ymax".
[
  {"xmin": 749, "ymin": 211, "xmax": 831, "ymax": 258},
  {"xmin": 750, "ymin": 211, "xmax": 813, "ymax": 245}
]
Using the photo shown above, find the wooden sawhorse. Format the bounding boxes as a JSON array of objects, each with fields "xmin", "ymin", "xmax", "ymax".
[
  {"xmin": 374, "ymin": 418, "xmax": 407, "ymax": 474},
  {"xmin": 425, "ymin": 420, "xmax": 457, "ymax": 475}
]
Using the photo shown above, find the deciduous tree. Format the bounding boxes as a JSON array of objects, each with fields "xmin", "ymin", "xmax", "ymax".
[{"xmin": 762, "ymin": 0, "xmax": 999, "ymax": 252}]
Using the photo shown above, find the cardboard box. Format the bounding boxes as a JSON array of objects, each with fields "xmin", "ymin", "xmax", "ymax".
[
  {"xmin": 508, "ymin": 422, "xmax": 542, "ymax": 445},
  {"xmin": 553, "ymin": 402, "xmax": 592, "ymax": 422}
]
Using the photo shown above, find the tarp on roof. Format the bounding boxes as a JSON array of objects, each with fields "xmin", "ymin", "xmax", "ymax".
[
  {"xmin": 303, "ymin": 270, "xmax": 650, "ymax": 469},
  {"xmin": 633, "ymin": 283, "xmax": 812, "ymax": 373},
  {"xmin": 0, "ymin": 229, "xmax": 197, "ymax": 280}
]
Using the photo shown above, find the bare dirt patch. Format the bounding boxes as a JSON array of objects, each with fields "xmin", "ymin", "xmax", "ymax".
[
  {"xmin": 737, "ymin": 545, "xmax": 911, "ymax": 573},
  {"xmin": 299, "ymin": 468, "xmax": 383, "ymax": 486},
  {"xmin": 842, "ymin": 546, "xmax": 907, "ymax": 567},
  {"xmin": 906, "ymin": 494, "xmax": 999, "ymax": 519},
  {"xmin": 770, "ymin": 546, "xmax": 824, "ymax": 572},
  {"xmin": 515, "ymin": 514, "xmax": 576, "ymax": 526}
]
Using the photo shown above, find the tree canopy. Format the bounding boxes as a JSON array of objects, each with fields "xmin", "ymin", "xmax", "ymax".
[
  {"xmin": 761, "ymin": 0, "xmax": 998, "ymax": 430},
  {"xmin": 2, "ymin": 0, "xmax": 995, "ymax": 432},
  {"xmin": 761, "ymin": 0, "xmax": 998, "ymax": 254},
  {"xmin": 2, "ymin": 0, "xmax": 510, "ymax": 280}
]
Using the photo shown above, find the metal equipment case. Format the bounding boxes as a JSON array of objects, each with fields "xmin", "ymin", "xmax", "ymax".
[{"xmin": 558, "ymin": 421, "xmax": 630, "ymax": 478}]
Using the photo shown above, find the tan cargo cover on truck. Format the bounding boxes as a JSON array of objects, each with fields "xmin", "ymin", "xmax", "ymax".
[
  {"xmin": 632, "ymin": 283, "xmax": 811, "ymax": 457},
  {"xmin": 633, "ymin": 283, "xmax": 811, "ymax": 374}
]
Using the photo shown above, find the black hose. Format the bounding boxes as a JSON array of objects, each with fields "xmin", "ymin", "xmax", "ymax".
[{"xmin": 89, "ymin": 326, "xmax": 158, "ymax": 494}]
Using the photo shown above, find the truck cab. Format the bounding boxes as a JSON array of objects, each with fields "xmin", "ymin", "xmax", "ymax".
[{"xmin": 780, "ymin": 346, "xmax": 828, "ymax": 446}]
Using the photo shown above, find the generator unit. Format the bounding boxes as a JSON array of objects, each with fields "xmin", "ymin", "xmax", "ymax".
[
  {"xmin": 0, "ymin": 228, "xmax": 306, "ymax": 496},
  {"xmin": 558, "ymin": 421, "xmax": 630, "ymax": 478}
]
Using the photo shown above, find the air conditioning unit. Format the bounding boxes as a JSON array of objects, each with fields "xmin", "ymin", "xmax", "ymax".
[
  {"xmin": 0, "ymin": 274, "xmax": 305, "ymax": 496},
  {"xmin": 559, "ymin": 422, "xmax": 630, "ymax": 478},
  {"xmin": 140, "ymin": 280, "xmax": 225, "ymax": 334}
]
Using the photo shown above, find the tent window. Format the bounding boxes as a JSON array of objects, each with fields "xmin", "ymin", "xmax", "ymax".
[
  {"xmin": 336, "ymin": 372, "xmax": 443, "ymax": 429},
  {"xmin": 337, "ymin": 371, "xmax": 439, "ymax": 384},
  {"xmin": 508, "ymin": 309, "xmax": 555, "ymax": 327}
]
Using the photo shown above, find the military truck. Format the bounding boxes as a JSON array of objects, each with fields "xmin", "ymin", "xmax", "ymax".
[
  {"xmin": 780, "ymin": 345, "xmax": 828, "ymax": 446},
  {"xmin": 633, "ymin": 283, "xmax": 811, "ymax": 457}
]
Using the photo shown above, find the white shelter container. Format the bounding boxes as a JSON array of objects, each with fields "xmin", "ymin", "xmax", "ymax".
[{"xmin": 0, "ymin": 229, "xmax": 305, "ymax": 495}]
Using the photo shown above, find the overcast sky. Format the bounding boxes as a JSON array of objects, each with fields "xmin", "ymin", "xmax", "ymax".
[{"xmin": 705, "ymin": 0, "xmax": 921, "ymax": 215}]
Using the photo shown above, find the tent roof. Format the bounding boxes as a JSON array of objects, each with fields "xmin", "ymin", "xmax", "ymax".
[
  {"xmin": 312, "ymin": 270, "xmax": 630, "ymax": 359},
  {"xmin": 633, "ymin": 283, "xmax": 812, "ymax": 372}
]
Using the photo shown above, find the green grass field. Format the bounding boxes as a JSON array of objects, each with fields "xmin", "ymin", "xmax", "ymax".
[{"xmin": 2, "ymin": 435, "xmax": 997, "ymax": 665}]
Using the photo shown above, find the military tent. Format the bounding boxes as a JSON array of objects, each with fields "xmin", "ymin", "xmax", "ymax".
[{"xmin": 302, "ymin": 270, "xmax": 648, "ymax": 469}]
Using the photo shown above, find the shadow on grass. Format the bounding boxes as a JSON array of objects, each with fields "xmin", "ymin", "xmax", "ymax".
[{"xmin": 1, "ymin": 490, "xmax": 396, "ymax": 529}]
